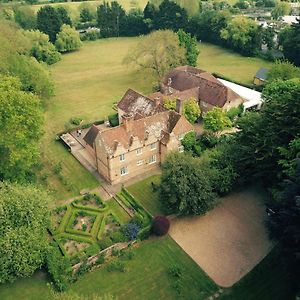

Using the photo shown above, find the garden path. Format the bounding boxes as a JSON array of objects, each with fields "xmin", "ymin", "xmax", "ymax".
[{"xmin": 169, "ymin": 187, "xmax": 273, "ymax": 287}]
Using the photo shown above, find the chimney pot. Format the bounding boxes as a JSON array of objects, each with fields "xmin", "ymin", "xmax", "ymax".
[{"xmin": 176, "ymin": 98, "xmax": 183, "ymax": 115}]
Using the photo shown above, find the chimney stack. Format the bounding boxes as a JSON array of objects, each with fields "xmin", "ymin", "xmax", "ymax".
[
  {"xmin": 176, "ymin": 98, "xmax": 183, "ymax": 115},
  {"xmin": 121, "ymin": 113, "xmax": 134, "ymax": 133},
  {"xmin": 154, "ymin": 97, "xmax": 160, "ymax": 107}
]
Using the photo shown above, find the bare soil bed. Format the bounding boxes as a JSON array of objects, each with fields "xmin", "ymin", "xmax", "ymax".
[
  {"xmin": 169, "ymin": 187, "xmax": 273, "ymax": 287},
  {"xmin": 63, "ymin": 239, "xmax": 90, "ymax": 256}
]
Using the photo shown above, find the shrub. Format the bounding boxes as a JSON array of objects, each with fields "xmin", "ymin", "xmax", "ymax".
[
  {"xmin": 96, "ymin": 254, "xmax": 105, "ymax": 265},
  {"xmin": 110, "ymin": 231, "xmax": 126, "ymax": 243},
  {"xmin": 70, "ymin": 117, "xmax": 82, "ymax": 125},
  {"xmin": 137, "ymin": 225, "xmax": 152, "ymax": 240},
  {"xmin": 53, "ymin": 162, "xmax": 62, "ymax": 174},
  {"xmin": 120, "ymin": 250, "xmax": 135, "ymax": 261},
  {"xmin": 111, "ymin": 248, "xmax": 121, "ymax": 257},
  {"xmin": 108, "ymin": 113, "xmax": 119, "ymax": 127},
  {"xmin": 84, "ymin": 243, "xmax": 100, "ymax": 257},
  {"xmin": 76, "ymin": 260, "xmax": 90, "ymax": 276},
  {"xmin": 226, "ymin": 105, "xmax": 243, "ymax": 122},
  {"xmin": 46, "ymin": 244, "xmax": 72, "ymax": 291},
  {"xmin": 106, "ymin": 261, "xmax": 126, "ymax": 273},
  {"xmin": 169, "ymin": 265, "xmax": 183, "ymax": 278},
  {"xmin": 152, "ymin": 216, "xmax": 170, "ymax": 236},
  {"xmin": 122, "ymin": 223, "xmax": 140, "ymax": 240},
  {"xmin": 98, "ymin": 237, "xmax": 113, "ymax": 250}
]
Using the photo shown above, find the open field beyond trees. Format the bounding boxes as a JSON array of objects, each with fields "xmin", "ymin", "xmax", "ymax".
[{"xmin": 42, "ymin": 37, "xmax": 272, "ymax": 200}]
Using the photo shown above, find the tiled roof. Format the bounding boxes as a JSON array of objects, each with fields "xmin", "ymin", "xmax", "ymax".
[
  {"xmin": 90, "ymin": 110, "xmax": 193, "ymax": 154},
  {"xmin": 162, "ymin": 66, "xmax": 241, "ymax": 107},
  {"xmin": 83, "ymin": 124, "xmax": 99, "ymax": 147},
  {"xmin": 117, "ymin": 88, "xmax": 166, "ymax": 118}
]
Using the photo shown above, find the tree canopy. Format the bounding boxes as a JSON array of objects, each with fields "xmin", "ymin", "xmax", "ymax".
[
  {"xmin": 203, "ymin": 107, "xmax": 232, "ymax": 134},
  {"xmin": 160, "ymin": 152, "xmax": 217, "ymax": 215},
  {"xmin": 0, "ymin": 75, "xmax": 43, "ymax": 182},
  {"xmin": 268, "ymin": 60, "xmax": 300, "ymax": 82},
  {"xmin": 55, "ymin": 24, "xmax": 82, "ymax": 53},
  {"xmin": 124, "ymin": 30, "xmax": 187, "ymax": 79},
  {"xmin": 0, "ymin": 182, "xmax": 50, "ymax": 283}
]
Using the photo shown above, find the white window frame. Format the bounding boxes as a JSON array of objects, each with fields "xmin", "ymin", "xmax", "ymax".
[
  {"xmin": 149, "ymin": 155, "xmax": 156, "ymax": 164},
  {"xmin": 136, "ymin": 148, "xmax": 142, "ymax": 155},
  {"xmin": 137, "ymin": 160, "xmax": 143, "ymax": 166},
  {"xmin": 120, "ymin": 166, "xmax": 128, "ymax": 176},
  {"xmin": 150, "ymin": 142, "xmax": 156, "ymax": 151},
  {"xmin": 119, "ymin": 153, "xmax": 125, "ymax": 161}
]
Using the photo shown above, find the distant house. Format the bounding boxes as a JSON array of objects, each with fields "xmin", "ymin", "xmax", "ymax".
[
  {"xmin": 83, "ymin": 90, "xmax": 193, "ymax": 185},
  {"xmin": 253, "ymin": 68, "xmax": 269, "ymax": 86},
  {"xmin": 152, "ymin": 66, "xmax": 244, "ymax": 113}
]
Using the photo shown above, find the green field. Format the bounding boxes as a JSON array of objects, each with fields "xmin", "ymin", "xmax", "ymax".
[
  {"xmin": 41, "ymin": 37, "xmax": 272, "ymax": 200},
  {"xmin": 127, "ymin": 175, "xmax": 163, "ymax": 216}
]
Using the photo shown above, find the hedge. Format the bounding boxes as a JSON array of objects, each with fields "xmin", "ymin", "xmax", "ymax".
[
  {"xmin": 137, "ymin": 225, "xmax": 152, "ymax": 240},
  {"xmin": 53, "ymin": 236, "xmax": 68, "ymax": 257},
  {"xmin": 97, "ymin": 214, "xmax": 107, "ymax": 241},
  {"xmin": 72, "ymin": 202, "xmax": 108, "ymax": 213},
  {"xmin": 57, "ymin": 233, "xmax": 94, "ymax": 244},
  {"xmin": 57, "ymin": 205, "xmax": 73, "ymax": 234},
  {"xmin": 91, "ymin": 214, "xmax": 104, "ymax": 239}
]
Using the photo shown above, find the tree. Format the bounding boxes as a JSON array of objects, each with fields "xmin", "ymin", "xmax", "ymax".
[
  {"xmin": 0, "ymin": 182, "xmax": 50, "ymax": 283},
  {"xmin": 143, "ymin": 1, "xmax": 156, "ymax": 20},
  {"xmin": 220, "ymin": 16, "xmax": 261, "ymax": 56},
  {"xmin": 153, "ymin": 0, "xmax": 188, "ymax": 31},
  {"xmin": 24, "ymin": 29, "xmax": 61, "ymax": 65},
  {"xmin": 37, "ymin": 6, "xmax": 72, "ymax": 43},
  {"xmin": 55, "ymin": 24, "xmax": 82, "ymax": 53},
  {"xmin": 228, "ymin": 79, "xmax": 300, "ymax": 185},
  {"xmin": 261, "ymin": 26, "xmax": 276, "ymax": 49},
  {"xmin": 160, "ymin": 152, "xmax": 217, "ymax": 215},
  {"xmin": 271, "ymin": 1, "xmax": 290, "ymax": 20},
  {"xmin": 97, "ymin": 1, "xmax": 126, "ymax": 37},
  {"xmin": 177, "ymin": 29, "xmax": 199, "ymax": 67},
  {"xmin": 14, "ymin": 5, "xmax": 37, "ymax": 30},
  {"xmin": 268, "ymin": 60, "xmax": 300, "ymax": 82},
  {"xmin": 267, "ymin": 163, "xmax": 300, "ymax": 292},
  {"xmin": 281, "ymin": 20, "xmax": 300, "ymax": 67},
  {"xmin": 152, "ymin": 216, "xmax": 170, "ymax": 236},
  {"xmin": 8, "ymin": 54, "xmax": 54, "ymax": 99},
  {"xmin": 183, "ymin": 97, "xmax": 201, "ymax": 123},
  {"xmin": 0, "ymin": 75, "xmax": 43, "ymax": 182},
  {"xmin": 122, "ymin": 8, "xmax": 148, "ymax": 36},
  {"xmin": 79, "ymin": 4, "xmax": 95, "ymax": 23},
  {"xmin": 181, "ymin": 131, "xmax": 202, "ymax": 156},
  {"xmin": 203, "ymin": 107, "xmax": 233, "ymax": 134},
  {"xmin": 124, "ymin": 30, "xmax": 187, "ymax": 80}
]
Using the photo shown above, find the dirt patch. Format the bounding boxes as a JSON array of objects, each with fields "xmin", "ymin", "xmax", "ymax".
[
  {"xmin": 169, "ymin": 187, "xmax": 273, "ymax": 287},
  {"xmin": 73, "ymin": 214, "xmax": 95, "ymax": 232},
  {"xmin": 63, "ymin": 239, "xmax": 90, "ymax": 256}
]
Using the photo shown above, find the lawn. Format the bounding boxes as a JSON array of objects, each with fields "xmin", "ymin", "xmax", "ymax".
[
  {"xmin": 127, "ymin": 175, "xmax": 163, "ymax": 216},
  {"xmin": 0, "ymin": 237, "xmax": 292, "ymax": 300},
  {"xmin": 198, "ymin": 43, "xmax": 273, "ymax": 85}
]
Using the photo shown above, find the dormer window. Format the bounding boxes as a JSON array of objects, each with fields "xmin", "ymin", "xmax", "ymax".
[
  {"xmin": 119, "ymin": 154, "xmax": 125, "ymax": 161},
  {"xmin": 136, "ymin": 148, "xmax": 142, "ymax": 155}
]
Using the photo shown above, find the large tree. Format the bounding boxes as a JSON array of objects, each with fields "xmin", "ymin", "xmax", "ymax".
[
  {"xmin": 124, "ymin": 30, "xmax": 187, "ymax": 80},
  {"xmin": 0, "ymin": 75, "xmax": 43, "ymax": 182},
  {"xmin": 97, "ymin": 1, "xmax": 126, "ymax": 37},
  {"xmin": 0, "ymin": 182, "xmax": 50, "ymax": 283},
  {"xmin": 203, "ymin": 107, "xmax": 232, "ymax": 134},
  {"xmin": 227, "ymin": 79, "xmax": 300, "ymax": 185},
  {"xmin": 281, "ymin": 20, "xmax": 300, "ymax": 67},
  {"xmin": 37, "ymin": 6, "xmax": 72, "ymax": 43},
  {"xmin": 24, "ymin": 29, "xmax": 61, "ymax": 65},
  {"xmin": 267, "ymin": 60, "xmax": 300, "ymax": 82},
  {"xmin": 177, "ymin": 29, "xmax": 199, "ymax": 67},
  {"xmin": 13, "ymin": 5, "xmax": 37, "ymax": 30},
  {"xmin": 55, "ymin": 24, "xmax": 82, "ymax": 53},
  {"xmin": 160, "ymin": 152, "xmax": 217, "ymax": 215},
  {"xmin": 220, "ymin": 16, "xmax": 261, "ymax": 56},
  {"xmin": 153, "ymin": 0, "xmax": 188, "ymax": 31}
]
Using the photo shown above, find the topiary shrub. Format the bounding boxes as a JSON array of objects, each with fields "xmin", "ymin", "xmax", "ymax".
[{"xmin": 152, "ymin": 216, "xmax": 170, "ymax": 236}]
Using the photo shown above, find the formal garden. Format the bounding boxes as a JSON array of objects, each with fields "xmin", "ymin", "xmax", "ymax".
[{"xmin": 49, "ymin": 189, "xmax": 152, "ymax": 266}]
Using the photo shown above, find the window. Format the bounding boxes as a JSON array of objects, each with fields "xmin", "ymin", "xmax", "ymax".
[
  {"xmin": 119, "ymin": 154, "xmax": 125, "ymax": 161},
  {"xmin": 136, "ymin": 148, "xmax": 142, "ymax": 155},
  {"xmin": 178, "ymin": 145, "xmax": 184, "ymax": 153},
  {"xmin": 150, "ymin": 143, "xmax": 156, "ymax": 150},
  {"xmin": 137, "ymin": 160, "xmax": 143, "ymax": 166},
  {"xmin": 149, "ymin": 155, "xmax": 156, "ymax": 164},
  {"xmin": 120, "ymin": 166, "xmax": 128, "ymax": 176}
]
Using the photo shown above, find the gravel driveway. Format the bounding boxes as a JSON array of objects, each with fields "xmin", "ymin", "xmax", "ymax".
[{"xmin": 169, "ymin": 187, "xmax": 273, "ymax": 287}]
